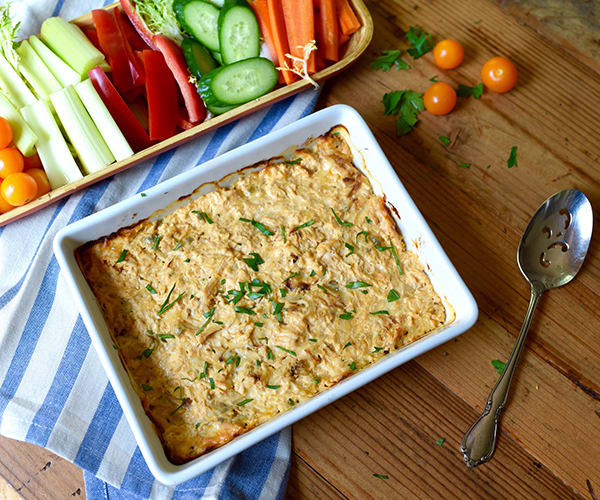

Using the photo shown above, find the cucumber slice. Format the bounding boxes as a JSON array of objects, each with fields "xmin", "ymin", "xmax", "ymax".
[
  {"xmin": 206, "ymin": 102, "xmax": 237, "ymax": 115},
  {"xmin": 174, "ymin": 0, "xmax": 221, "ymax": 52},
  {"xmin": 182, "ymin": 38, "xmax": 218, "ymax": 78},
  {"xmin": 197, "ymin": 57, "xmax": 277, "ymax": 106},
  {"xmin": 218, "ymin": 0, "xmax": 260, "ymax": 64},
  {"xmin": 211, "ymin": 51, "xmax": 223, "ymax": 65}
]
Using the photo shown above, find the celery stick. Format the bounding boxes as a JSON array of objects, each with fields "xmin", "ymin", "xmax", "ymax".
[
  {"xmin": 40, "ymin": 17, "xmax": 105, "ymax": 78},
  {"xmin": 0, "ymin": 54, "xmax": 35, "ymax": 108},
  {"xmin": 28, "ymin": 35, "xmax": 81, "ymax": 87},
  {"xmin": 50, "ymin": 86, "xmax": 114, "ymax": 174},
  {"xmin": 0, "ymin": 93, "xmax": 37, "ymax": 156},
  {"xmin": 21, "ymin": 100, "xmax": 82, "ymax": 189},
  {"xmin": 16, "ymin": 40, "xmax": 62, "ymax": 100},
  {"xmin": 75, "ymin": 79, "xmax": 133, "ymax": 162}
]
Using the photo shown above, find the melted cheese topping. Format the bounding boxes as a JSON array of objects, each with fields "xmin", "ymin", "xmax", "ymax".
[{"xmin": 76, "ymin": 130, "xmax": 446, "ymax": 464}]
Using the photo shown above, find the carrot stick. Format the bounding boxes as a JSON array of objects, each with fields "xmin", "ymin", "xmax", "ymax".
[
  {"xmin": 282, "ymin": 0, "xmax": 316, "ymax": 74},
  {"xmin": 335, "ymin": 0, "xmax": 360, "ymax": 35},
  {"xmin": 318, "ymin": 0, "xmax": 338, "ymax": 61},
  {"xmin": 266, "ymin": 0, "xmax": 297, "ymax": 84},
  {"xmin": 339, "ymin": 32, "xmax": 350, "ymax": 45},
  {"xmin": 250, "ymin": 1, "xmax": 277, "ymax": 63}
]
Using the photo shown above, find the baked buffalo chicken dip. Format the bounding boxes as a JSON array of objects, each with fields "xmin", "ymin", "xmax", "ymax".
[{"xmin": 76, "ymin": 127, "xmax": 446, "ymax": 464}]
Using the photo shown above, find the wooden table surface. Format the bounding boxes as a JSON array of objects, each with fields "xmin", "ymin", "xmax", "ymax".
[{"xmin": 2, "ymin": 0, "xmax": 600, "ymax": 498}]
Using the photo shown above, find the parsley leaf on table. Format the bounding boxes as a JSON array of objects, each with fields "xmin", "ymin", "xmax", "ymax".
[
  {"xmin": 371, "ymin": 50, "xmax": 410, "ymax": 71},
  {"xmin": 382, "ymin": 90, "xmax": 425, "ymax": 136},
  {"xmin": 457, "ymin": 83, "xmax": 484, "ymax": 99},
  {"xmin": 457, "ymin": 162, "xmax": 471, "ymax": 169},
  {"xmin": 406, "ymin": 26, "xmax": 434, "ymax": 59},
  {"xmin": 507, "ymin": 146, "xmax": 518, "ymax": 168},
  {"xmin": 491, "ymin": 359, "xmax": 506, "ymax": 374},
  {"xmin": 439, "ymin": 136, "xmax": 450, "ymax": 146}
]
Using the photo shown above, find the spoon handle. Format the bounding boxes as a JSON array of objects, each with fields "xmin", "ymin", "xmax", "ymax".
[{"xmin": 460, "ymin": 287, "xmax": 542, "ymax": 467}]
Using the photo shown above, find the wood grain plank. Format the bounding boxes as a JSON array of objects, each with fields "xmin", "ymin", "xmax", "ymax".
[
  {"xmin": 293, "ymin": 361, "xmax": 579, "ymax": 499},
  {"xmin": 0, "ymin": 435, "xmax": 85, "ymax": 499},
  {"xmin": 286, "ymin": 453, "xmax": 346, "ymax": 500}
]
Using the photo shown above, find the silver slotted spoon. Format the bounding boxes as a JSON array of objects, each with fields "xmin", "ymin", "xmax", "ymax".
[{"xmin": 461, "ymin": 189, "xmax": 593, "ymax": 468}]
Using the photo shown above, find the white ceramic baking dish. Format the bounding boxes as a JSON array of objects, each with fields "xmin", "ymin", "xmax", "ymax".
[{"xmin": 54, "ymin": 104, "xmax": 478, "ymax": 486}]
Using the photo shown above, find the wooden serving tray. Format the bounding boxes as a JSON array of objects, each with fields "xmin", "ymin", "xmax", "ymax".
[{"xmin": 0, "ymin": 1, "xmax": 373, "ymax": 227}]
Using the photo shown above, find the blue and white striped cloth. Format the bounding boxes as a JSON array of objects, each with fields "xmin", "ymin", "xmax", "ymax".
[{"xmin": 0, "ymin": 1, "xmax": 320, "ymax": 497}]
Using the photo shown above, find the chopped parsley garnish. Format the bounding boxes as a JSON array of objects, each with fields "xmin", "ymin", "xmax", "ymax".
[
  {"xmin": 309, "ymin": 338, "xmax": 317, "ymax": 342},
  {"xmin": 243, "ymin": 252, "xmax": 264, "ymax": 272},
  {"xmin": 235, "ymin": 306, "xmax": 256, "ymax": 315},
  {"xmin": 225, "ymin": 356, "xmax": 239, "ymax": 365},
  {"xmin": 331, "ymin": 208, "xmax": 353, "ymax": 227},
  {"xmin": 273, "ymin": 302, "xmax": 284, "ymax": 322},
  {"xmin": 436, "ymin": 438, "xmax": 446, "ymax": 446},
  {"xmin": 310, "ymin": 270, "xmax": 316, "ymax": 277},
  {"xmin": 256, "ymin": 360, "xmax": 261, "ymax": 366},
  {"xmin": 316, "ymin": 284, "xmax": 328, "ymax": 293},
  {"xmin": 266, "ymin": 384, "xmax": 280, "ymax": 389},
  {"xmin": 429, "ymin": 75, "xmax": 438, "ymax": 82},
  {"xmin": 371, "ymin": 49, "xmax": 410, "ymax": 71},
  {"xmin": 185, "ymin": 258, "xmax": 190, "ymax": 262},
  {"xmin": 382, "ymin": 90, "xmax": 424, "ymax": 136},
  {"xmin": 209, "ymin": 377, "xmax": 215, "ymax": 389},
  {"xmin": 313, "ymin": 377, "xmax": 320, "ymax": 384},
  {"xmin": 356, "ymin": 231, "xmax": 369, "ymax": 242},
  {"xmin": 227, "ymin": 289, "xmax": 246, "ymax": 304},
  {"xmin": 279, "ymin": 288, "xmax": 287, "ymax": 298},
  {"xmin": 267, "ymin": 349, "xmax": 274, "ymax": 360},
  {"xmin": 288, "ymin": 398, "xmax": 295, "ymax": 405},
  {"xmin": 140, "ymin": 192, "xmax": 147, "ymax": 197},
  {"xmin": 213, "ymin": 320, "xmax": 223, "ymax": 325},
  {"xmin": 156, "ymin": 333, "xmax": 175, "ymax": 341},
  {"xmin": 406, "ymin": 25, "xmax": 433, "ymax": 59},
  {"xmin": 116, "ymin": 249, "xmax": 128, "ymax": 263},
  {"xmin": 491, "ymin": 359, "xmax": 506, "ymax": 374},
  {"xmin": 200, "ymin": 361, "xmax": 209, "ymax": 379},
  {"xmin": 285, "ymin": 157, "xmax": 302, "ymax": 164},
  {"xmin": 457, "ymin": 83, "xmax": 483, "ymax": 99},
  {"xmin": 281, "ymin": 226, "xmax": 286, "ymax": 243},
  {"xmin": 291, "ymin": 219, "xmax": 314, "ymax": 233},
  {"xmin": 221, "ymin": 279, "xmax": 226, "ymax": 285},
  {"xmin": 373, "ymin": 473, "xmax": 389, "ymax": 480},
  {"xmin": 339, "ymin": 312, "xmax": 354, "ymax": 320},
  {"xmin": 507, "ymin": 146, "xmax": 518, "ymax": 168},
  {"xmin": 195, "ymin": 422, "xmax": 200, "ymax": 428},
  {"xmin": 365, "ymin": 216, "xmax": 372, "ymax": 224},
  {"xmin": 239, "ymin": 218, "xmax": 274, "ymax": 236},
  {"xmin": 361, "ymin": 290, "xmax": 369, "ymax": 295},
  {"xmin": 254, "ymin": 322, "xmax": 264, "ymax": 327},
  {"xmin": 387, "ymin": 289, "xmax": 400, "ymax": 302},
  {"xmin": 342, "ymin": 342, "xmax": 352, "ymax": 350},
  {"xmin": 458, "ymin": 162, "xmax": 471, "ymax": 169},
  {"xmin": 439, "ymin": 136, "xmax": 450, "ymax": 146},
  {"xmin": 373, "ymin": 347, "xmax": 384, "ymax": 353},
  {"xmin": 192, "ymin": 210, "xmax": 213, "ymax": 224},
  {"xmin": 152, "ymin": 234, "xmax": 162, "ymax": 251},
  {"xmin": 142, "ymin": 384, "xmax": 153, "ymax": 391},
  {"xmin": 283, "ymin": 272, "xmax": 298, "ymax": 282},
  {"xmin": 370, "ymin": 310, "xmax": 390, "ymax": 315},
  {"xmin": 345, "ymin": 242, "xmax": 355, "ymax": 257},
  {"xmin": 158, "ymin": 284, "xmax": 185, "ymax": 315},
  {"xmin": 237, "ymin": 398, "xmax": 254, "ymax": 406},
  {"xmin": 390, "ymin": 242, "xmax": 403, "ymax": 274},
  {"xmin": 275, "ymin": 345, "xmax": 296, "ymax": 356},
  {"xmin": 172, "ymin": 242, "xmax": 183, "ymax": 251},
  {"xmin": 195, "ymin": 307, "xmax": 215, "ymax": 335},
  {"xmin": 146, "ymin": 284, "xmax": 157, "ymax": 294},
  {"xmin": 170, "ymin": 398, "xmax": 187, "ymax": 416},
  {"xmin": 138, "ymin": 338, "xmax": 157, "ymax": 359},
  {"xmin": 345, "ymin": 281, "xmax": 371, "ymax": 289},
  {"xmin": 348, "ymin": 362, "xmax": 356, "ymax": 370}
]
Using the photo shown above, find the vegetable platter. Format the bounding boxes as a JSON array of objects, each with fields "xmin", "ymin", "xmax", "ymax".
[{"xmin": 0, "ymin": 0, "xmax": 373, "ymax": 227}]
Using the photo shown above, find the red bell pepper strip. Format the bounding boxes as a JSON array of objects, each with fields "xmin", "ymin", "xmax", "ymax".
[
  {"xmin": 84, "ymin": 28, "xmax": 102, "ymax": 52},
  {"xmin": 152, "ymin": 35, "xmax": 206, "ymax": 124},
  {"xmin": 119, "ymin": 0, "xmax": 156, "ymax": 50},
  {"xmin": 89, "ymin": 66, "xmax": 151, "ymax": 152},
  {"xmin": 92, "ymin": 8, "xmax": 145, "ymax": 93},
  {"xmin": 143, "ymin": 50, "xmax": 177, "ymax": 141},
  {"xmin": 116, "ymin": 7, "xmax": 149, "ymax": 51}
]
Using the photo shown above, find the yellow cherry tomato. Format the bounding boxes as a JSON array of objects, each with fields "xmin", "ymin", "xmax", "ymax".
[
  {"xmin": 481, "ymin": 57, "xmax": 518, "ymax": 93},
  {"xmin": 0, "ymin": 117, "xmax": 13, "ymax": 150},
  {"xmin": 433, "ymin": 39, "xmax": 464, "ymax": 70},
  {"xmin": 27, "ymin": 168, "xmax": 51, "ymax": 197},
  {"xmin": 424, "ymin": 82, "xmax": 457, "ymax": 115},
  {"xmin": 0, "ymin": 191, "xmax": 13, "ymax": 213},
  {"xmin": 0, "ymin": 147, "xmax": 24, "ymax": 178},
  {"xmin": 1, "ymin": 172, "xmax": 38, "ymax": 206}
]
